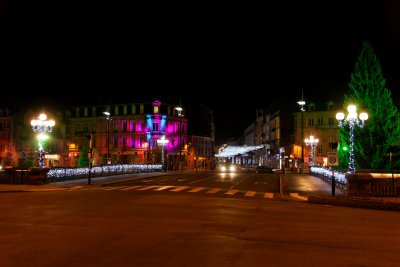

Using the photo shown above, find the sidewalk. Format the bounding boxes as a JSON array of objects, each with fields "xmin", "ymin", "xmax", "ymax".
[{"xmin": 1, "ymin": 171, "xmax": 400, "ymax": 211}]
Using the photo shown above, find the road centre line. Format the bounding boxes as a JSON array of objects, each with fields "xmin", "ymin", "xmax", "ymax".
[
  {"xmin": 188, "ymin": 175, "xmax": 219, "ymax": 185},
  {"xmin": 229, "ymin": 173, "xmax": 256, "ymax": 189}
]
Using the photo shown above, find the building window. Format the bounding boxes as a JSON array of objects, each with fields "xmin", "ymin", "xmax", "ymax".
[
  {"xmin": 132, "ymin": 104, "xmax": 136, "ymax": 114},
  {"xmin": 154, "ymin": 105, "xmax": 159, "ymax": 114},
  {"xmin": 317, "ymin": 118, "xmax": 323, "ymax": 125},
  {"xmin": 114, "ymin": 121, "xmax": 118, "ymax": 132},
  {"xmin": 75, "ymin": 108, "xmax": 80, "ymax": 117},
  {"xmin": 153, "ymin": 123, "xmax": 159, "ymax": 132},
  {"xmin": 84, "ymin": 107, "xmax": 88, "ymax": 117},
  {"xmin": 123, "ymin": 105, "xmax": 127, "ymax": 115},
  {"xmin": 114, "ymin": 105, "xmax": 119, "ymax": 116},
  {"xmin": 308, "ymin": 119, "xmax": 314, "ymax": 126},
  {"xmin": 122, "ymin": 121, "xmax": 127, "ymax": 132},
  {"xmin": 317, "ymin": 146, "xmax": 322, "ymax": 154},
  {"xmin": 113, "ymin": 136, "xmax": 118, "ymax": 148},
  {"xmin": 140, "ymin": 104, "xmax": 144, "ymax": 114},
  {"xmin": 328, "ymin": 117, "xmax": 335, "ymax": 125},
  {"xmin": 92, "ymin": 107, "xmax": 96, "ymax": 117}
]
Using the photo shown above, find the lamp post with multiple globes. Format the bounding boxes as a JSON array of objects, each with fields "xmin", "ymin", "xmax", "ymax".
[
  {"xmin": 31, "ymin": 113, "xmax": 55, "ymax": 168},
  {"xmin": 305, "ymin": 135, "xmax": 319, "ymax": 167},
  {"xmin": 157, "ymin": 135, "xmax": 169, "ymax": 171},
  {"xmin": 336, "ymin": 104, "xmax": 368, "ymax": 173}
]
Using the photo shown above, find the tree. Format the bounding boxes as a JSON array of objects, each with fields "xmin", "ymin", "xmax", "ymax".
[
  {"xmin": 341, "ymin": 41, "xmax": 400, "ymax": 171},
  {"xmin": 78, "ymin": 146, "xmax": 89, "ymax": 167}
]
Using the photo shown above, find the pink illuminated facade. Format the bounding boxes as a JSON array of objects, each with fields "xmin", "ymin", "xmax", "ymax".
[{"xmin": 68, "ymin": 100, "xmax": 187, "ymax": 168}]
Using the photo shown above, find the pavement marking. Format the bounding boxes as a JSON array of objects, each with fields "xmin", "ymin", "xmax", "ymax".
[
  {"xmin": 290, "ymin": 193, "xmax": 308, "ymax": 201},
  {"xmin": 137, "ymin": 185, "xmax": 159, "ymax": 191},
  {"xmin": 170, "ymin": 186, "xmax": 189, "ymax": 192},
  {"xmin": 101, "ymin": 187, "xmax": 116, "ymax": 190},
  {"xmin": 225, "ymin": 189, "xmax": 239, "ymax": 195},
  {"xmin": 154, "ymin": 186, "xmax": 174, "ymax": 191},
  {"xmin": 120, "ymin": 186, "xmax": 142, "ymax": 190},
  {"xmin": 206, "ymin": 188, "xmax": 221, "ymax": 194},
  {"xmin": 244, "ymin": 191, "xmax": 257, "ymax": 197},
  {"xmin": 264, "ymin": 193, "xmax": 274, "ymax": 199},
  {"xmin": 188, "ymin": 187, "xmax": 205, "ymax": 193}
]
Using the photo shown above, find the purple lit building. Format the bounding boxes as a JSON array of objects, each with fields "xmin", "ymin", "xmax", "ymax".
[{"xmin": 68, "ymin": 100, "xmax": 187, "ymax": 168}]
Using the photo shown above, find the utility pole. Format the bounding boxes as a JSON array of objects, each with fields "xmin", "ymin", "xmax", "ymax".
[
  {"xmin": 297, "ymin": 90, "xmax": 306, "ymax": 174},
  {"xmin": 87, "ymin": 132, "xmax": 93, "ymax": 185}
]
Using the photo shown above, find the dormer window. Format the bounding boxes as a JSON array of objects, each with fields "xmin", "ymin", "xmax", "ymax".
[{"xmin": 153, "ymin": 100, "xmax": 161, "ymax": 114}]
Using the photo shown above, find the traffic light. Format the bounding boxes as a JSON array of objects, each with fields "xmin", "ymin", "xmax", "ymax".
[{"xmin": 328, "ymin": 141, "xmax": 338, "ymax": 150}]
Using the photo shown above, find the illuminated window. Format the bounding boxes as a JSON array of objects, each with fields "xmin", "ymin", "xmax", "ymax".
[
  {"xmin": 84, "ymin": 107, "xmax": 88, "ymax": 117},
  {"xmin": 154, "ymin": 105, "xmax": 159, "ymax": 114},
  {"xmin": 123, "ymin": 105, "xmax": 127, "ymax": 115},
  {"xmin": 114, "ymin": 105, "xmax": 119, "ymax": 115},
  {"xmin": 132, "ymin": 104, "xmax": 136, "ymax": 114},
  {"xmin": 140, "ymin": 104, "xmax": 144, "ymax": 114}
]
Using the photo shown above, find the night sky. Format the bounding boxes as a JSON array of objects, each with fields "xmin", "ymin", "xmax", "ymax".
[{"xmin": 1, "ymin": 1, "xmax": 400, "ymax": 141}]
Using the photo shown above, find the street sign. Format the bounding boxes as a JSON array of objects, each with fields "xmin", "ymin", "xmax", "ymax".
[{"xmin": 327, "ymin": 151, "xmax": 338, "ymax": 166}]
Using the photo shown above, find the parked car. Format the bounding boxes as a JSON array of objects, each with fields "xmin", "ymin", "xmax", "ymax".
[{"xmin": 255, "ymin": 166, "xmax": 274, "ymax": 173}]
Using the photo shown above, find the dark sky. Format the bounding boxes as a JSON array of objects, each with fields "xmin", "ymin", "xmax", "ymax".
[{"xmin": 1, "ymin": 1, "xmax": 400, "ymax": 140}]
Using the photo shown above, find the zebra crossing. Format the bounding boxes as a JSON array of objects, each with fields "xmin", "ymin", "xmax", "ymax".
[{"xmin": 68, "ymin": 185, "xmax": 308, "ymax": 201}]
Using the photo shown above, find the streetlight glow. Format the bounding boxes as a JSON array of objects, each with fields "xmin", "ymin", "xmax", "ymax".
[
  {"xmin": 157, "ymin": 135, "xmax": 169, "ymax": 171},
  {"xmin": 31, "ymin": 113, "xmax": 55, "ymax": 168},
  {"xmin": 336, "ymin": 103, "xmax": 368, "ymax": 173},
  {"xmin": 305, "ymin": 135, "xmax": 319, "ymax": 166}
]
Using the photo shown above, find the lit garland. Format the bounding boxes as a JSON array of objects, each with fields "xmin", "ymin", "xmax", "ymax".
[
  {"xmin": 215, "ymin": 145, "xmax": 264, "ymax": 157},
  {"xmin": 310, "ymin": 166, "xmax": 346, "ymax": 188},
  {"xmin": 48, "ymin": 164, "xmax": 163, "ymax": 182}
]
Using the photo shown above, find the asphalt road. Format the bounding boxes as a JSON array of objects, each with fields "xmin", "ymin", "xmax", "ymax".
[{"xmin": 0, "ymin": 187, "xmax": 399, "ymax": 267}]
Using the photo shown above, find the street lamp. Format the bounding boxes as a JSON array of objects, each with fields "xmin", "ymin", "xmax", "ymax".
[
  {"xmin": 297, "ymin": 97, "xmax": 306, "ymax": 173},
  {"xmin": 336, "ymin": 104, "xmax": 368, "ymax": 173},
  {"xmin": 31, "ymin": 113, "xmax": 55, "ymax": 168},
  {"xmin": 157, "ymin": 135, "xmax": 169, "ymax": 171},
  {"xmin": 175, "ymin": 106, "xmax": 183, "ymax": 170},
  {"xmin": 103, "ymin": 111, "xmax": 111, "ymax": 165},
  {"xmin": 305, "ymin": 135, "xmax": 319, "ymax": 167}
]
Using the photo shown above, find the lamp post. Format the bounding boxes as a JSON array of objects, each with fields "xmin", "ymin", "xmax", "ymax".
[
  {"xmin": 297, "ymin": 97, "xmax": 306, "ymax": 173},
  {"xmin": 336, "ymin": 104, "xmax": 368, "ymax": 173},
  {"xmin": 157, "ymin": 135, "xmax": 169, "ymax": 171},
  {"xmin": 305, "ymin": 135, "xmax": 319, "ymax": 167},
  {"xmin": 103, "ymin": 111, "xmax": 111, "ymax": 165},
  {"xmin": 175, "ymin": 106, "xmax": 183, "ymax": 170},
  {"xmin": 31, "ymin": 113, "xmax": 55, "ymax": 168}
]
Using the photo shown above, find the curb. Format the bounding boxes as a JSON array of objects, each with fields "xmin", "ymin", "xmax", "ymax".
[{"xmin": 307, "ymin": 195, "xmax": 400, "ymax": 211}]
